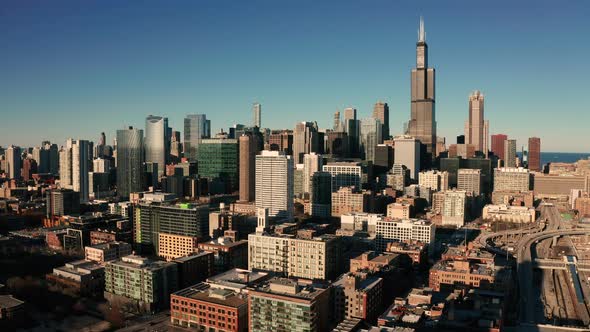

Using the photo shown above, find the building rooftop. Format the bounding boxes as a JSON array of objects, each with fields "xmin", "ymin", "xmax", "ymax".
[
  {"xmin": 86, "ymin": 241, "xmax": 130, "ymax": 251},
  {"xmin": 250, "ymin": 277, "xmax": 328, "ymax": 300},
  {"xmin": 173, "ymin": 251, "xmax": 212, "ymax": 263},
  {"xmin": 0, "ymin": 295, "xmax": 24, "ymax": 309},
  {"xmin": 173, "ymin": 282, "xmax": 247, "ymax": 308},
  {"xmin": 207, "ymin": 268, "xmax": 270, "ymax": 289},
  {"xmin": 109, "ymin": 255, "xmax": 175, "ymax": 271}
]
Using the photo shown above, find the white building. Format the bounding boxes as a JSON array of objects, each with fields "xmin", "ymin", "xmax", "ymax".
[
  {"xmin": 323, "ymin": 162, "xmax": 362, "ymax": 192},
  {"xmin": 482, "ymin": 204, "xmax": 536, "ymax": 223},
  {"xmin": 340, "ymin": 212, "xmax": 383, "ymax": 236},
  {"xmin": 494, "ymin": 167, "xmax": 530, "ymax": 192},
  {"xmin": 393, "ymin": 136, "xmax": 420, "ymax": 180},
  {"xmin": 255, "ymin": 151, "xmax": 294, "ymax": 219},
  {"xmin": 418, "ymin": 170, "xmax": 449, "ymax": 192},
  {"xmin": 375, "ymin": 219, "xmax": 435, "ymax": 251},
  {"xmin": 458, "ymin": 168, "xmax": 481, "ymax": 195},
  {"xmin": 441, "ymin": 190, "xmax": 467, "ymax": 228},
  {"xmin": 303, "ymin": 152, "xmax": 323, "ymax": 194}
]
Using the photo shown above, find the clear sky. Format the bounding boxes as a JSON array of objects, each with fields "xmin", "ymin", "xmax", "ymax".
[{"xmin": 1, "ymin": 0, "xmax": 589, "ymax": 152}]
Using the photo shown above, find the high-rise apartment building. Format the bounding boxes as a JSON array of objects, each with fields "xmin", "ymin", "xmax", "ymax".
[
  {"xmin": 116, "ymin": 127, "xmax": 144, "ymax": 199},
  {"xmin": 5, "ymin": 145, "xmax": 22, "ymax": 180},
  {"xmin": 457, "ymin": 168, "xmax": 481, "ymax": 195},
  {"xmin": 464, "ymin": 91, "xmax": 489, "ymax": 155},
  {"xmin": 441, "ymin": 190, "xmax": 467, "ymax": 227},
  {"xmin": 184, "ymin": 114, "xmax": 211, "ymax": 161},
  {"xmin": 331, "ymin": 187, "xmax": 369, "ymax": 217},
  {"xmin": 528, "ymin": 137, "xmax": 541, "ymax": 172},
  {"xmin": 71, "ymin": 139, "xmax": 90, "ymax": 202},
  {"xmin": 104, "ymin": 255, "xmax": 178, "ymax": 313},
  {"xmin": 46, "ymin": 188, "xmax": 80, "ymax": 218},
  {"xmin": 393, "ymin": 136, "xmax": 421, "ymax": 180},
  {"xmin": 268, "ymin": 130, "xmax": 293, "ymax": 155},
  {"xmin": 491, "ymin": 134, "xmax": 508, "ymax": 160},
  {"xmin": 322, "ymin": 162, "xmax": 362, "ymax": 192},
  {"xmin": 239, "ymin": 134, "xmax": 259, "ymax": 202},
  {"xmin": 494, "ymin": 167, "xmax": 530, "ymax": 192},
  {"xmin": 255, "ymin": 151, "xmax": 294, "ymax": 219},
  {"xmin": 293, "ymin": 121, "xmax": 320, "ymax": 164},
  {"xmin": 253, "ymin": 102, "xmax": 261, "ymax": 128},
  {"xmin": 360, "ymin": 118, "xmax": 383, "ymax": 162},
  {"xmin": 145, "ymin": 115, "xmax": 170, "ymax": 177},
  {"xmin": 504, "ymin": 139, "xmax": 517, "ymax": 167},
  {"xmin": 375, "ymin": 218, "xmax": 435, "ymax": 252},
  {"xmin": 372, "ymin": 101, "xmax": 390, "ymax": 140},
  {"xmin": 333, "ymin": 110, "xmax": 342, "ymax": 131},
  {"xmin": 303, "ymin": 152, "xmax": 323, "ymax": 194},
  {"xmin": 418, "ymin": 170, "xmax": 449, "ymax": 192},
  {"xmin": 407, "ymin": 17, "xmax": 436, "ymax": 156}
]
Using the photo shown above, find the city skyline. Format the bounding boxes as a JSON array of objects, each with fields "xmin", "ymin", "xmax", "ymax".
[{"xmin": 1, "ymin": 1, "xmax": 590, "ymax": 152}]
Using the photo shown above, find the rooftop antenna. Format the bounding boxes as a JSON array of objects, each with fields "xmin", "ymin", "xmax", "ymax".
[{"xmin": 418, "ymin": 16, "xmax": 426, "ymax": 42}]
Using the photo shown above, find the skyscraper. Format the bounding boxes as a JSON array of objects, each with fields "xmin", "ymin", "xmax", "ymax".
[
  {"xmin": 407, "ymin": 17, "xmax": 436, "ymax": 157},
  {"xmin": 6, "ymin": 146, "xmax": 22, "ymax": 180},
  {"xmin": 145, "ymin": 115, "xmax": 170, "ymax": 177},
  {"xmin": 464, "ymin": 90, "xmax": 489, "ymax": 155},
  {"xmin": 372, "ymin": 101, "xmax": 390, "ymax": 140},
  {"xmin": 344, "ymin": 108, "xmax": 360, "ymax": 157},
  {"xmin": 303, "ymin": 152, "xmax": 323, "ymax": 194},
  {"xmin": 393, "ymin": 136, "xmax": 421, "ymax": 180},
  {"xmin": 360, "ymin": 117, "xmax": 382, "ymax": 162},
  {"xmin": 71, "ymin": 139, "xmax": 90, "ymax": 202},
  {"xmin": 293, "ymin": 121, "xmax": 320, "ymax": 164},
  {"xmin": 528, "ymin": 137, "xmax": 541, "ymax": 172},
  {"xmin": 504, "ymin": 139, "xmax": 517, "ymax": 168},
  {"xmin": 333, "ymin": 111, "xmax": 342, "ymax": 132},
  {"xmin": 239, "ymin": 133, "xmax": 259, "ymax": 202},
  {"xmin": 184, "ymin": 114, "xmax": 211, "ymax": 161},
  {"xmin": 491, "ymin": 134, "xmax": 508, "ymax": 160},
  {"xmin": 255, "ymin": 151, "xmax": 294, "ymax": 219},
  {"xmin": 197, "ymin": 138, "xmax": 239, "ymax": 193},
  {"xmin": 253, "ymin": 103, "xmax": 261, "ymax": 128},
  {"xmin": 117, "ymin": 127, "xmax": 144, "ymax": 199}
]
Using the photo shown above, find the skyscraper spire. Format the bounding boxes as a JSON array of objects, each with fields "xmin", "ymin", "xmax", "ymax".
[{"xmin": 418, "ymin": 16, "xmax": 425, "ymax": 43}]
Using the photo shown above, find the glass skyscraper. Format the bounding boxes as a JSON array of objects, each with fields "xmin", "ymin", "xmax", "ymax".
[
  {"xmin": 116, "ymin": 127, "xmax": 144, "ymax": 199},
  {"xmin": 145, "ymin": 115, "xmax": 170, "ymax": 177},
  {"xmin": 197, "ymin": 138, "xmax": 239, "ymax": 192},
  {"xmin": 184, "ymin": 114, "xmax": 211, "ymax": 161}
]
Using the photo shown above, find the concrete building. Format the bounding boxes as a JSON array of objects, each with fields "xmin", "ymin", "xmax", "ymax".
[
  {"xmin": 482, "ymin": 204, "xmax": 536, "ymax": 223},
  {"xmin": 493, "ymin": 167, "xmax": 530, "ymax": 192},
  {"xmin": 407, "ymin": 17, "xmax": 436, "ymax": 156},
  {"xmin": 528, "ymin": 137, "xmax": 541, "ymax": 172},
  {"xmin": 393, "ymin": 136, "xmax": 420, "ymax": 180},
  {"xmin": 533, "ymin": 173, "xmax": 588, "ymax": 198},
  {"xmin": 375, "ymin": 219, "xmax": 435, "ymax": 251},
  {"xmin": 247, "ymin": 234, "xmax": 342, "ymax": 280},
  {"xmin": 268, "ymin": 130, "xmax": 293, "ymax": 155},
  {"xmin": 418, "ymin": 170, "xmax": 448, "ymax": 192},
  {"xmin": 293, "ymin": 121, "xmax": 320, "ymax": 164},
  {"xmin": 157, "ymin": 233, "xmax": 199, "ymax": 261},
  {"xmin": 386, "ymin": 240, "xmax": 428, "ymax": 265},
  {"xmin": 171, "ymin": 283, "xmax": 248, "ymax": 332},
  {"xmin": 5, "ymin": 145, "xmax": 22, "ymax": 180},
  {"xmin": 429, "ymin": 259, "xmax": 507, "ymax": 292},
  {"xmin": 333, "ymin": 273, "xmax": 383, "ymax": 324},
  {"xmin": 464, "ymin": 90, "xmax": 489, "ymax": 155},
  {"xmin": 303, "ymin": 152, "xmax": 323, "ymax": 194},
  {"xmin": 373, "ymin": 101, "xmax": 390, "ymax": 140},
  {"xmin": 491, "ymin": 190, "xmax": 534, "ymax": 208},
  {"xmin": 239, "ymin": 133, "xmax": 258, "ymax": 202},
  {"xmin": 0, "ymin": 295, "xmax": 25, "ymax": 322},
  {"xmin": 198, "ymin": 237, "xmax": 248, "ymax": 274},
  {"xmin": 253, "ymin": 102, "xmax": 261, "ymax": 128},
  {"xmin": 457, "ymin": 168, "xmax": 481, "ymax": 195},
  {"xmin": 184, "ymin": 114, "xmax": 211, "ymax": 161},
  {"xmin": 386, "ymin": 203, "xmax": 411, "ymax": 219},
  {"xmin": 104, "ymin": 255, "xmax": 178, "ymax": 313},
  {"xmin": 387, "ymin": 164, "xmax": 410, "ymax": 191},
  {"xmin": 504, "ymin": 139, "xmax": 517, "ymax": 167},
  {"xmin": 340, "ymin": 213, "xmax": 382, "ymax": 237},
  {"xmin": 491, "ymin": 134, "xmax": 508, "ymax": 160},
  {"xmin": 46, "ymin": 189, "xmax": 80, "ymax": 218},
  {"xmin": 172, "ymin": 251, "xmax": 215, "ymax": 289},
  {"xmin": 322, "ymin": 162, "xmax": 362, "ymax": 192},
  {"xmin": 360, "ymin": 117, "xmax": 382, "ymax": 161},
  {"xmin": 441, "ymin": 190, "xmax": 467, "ymax": 227},
  {"xmin": 331, "ymin": 187, "xmax": 369, "ymax": 217},
  {"xmin": 84, "ymin": 241, "xmax": 132, "ymax": 263},
  {"xmin": 255, "ymin": 151, "xmax": 294, "ymax": 219},
  {"xmin": 249, "ymin": 278, "xmax": 331, "ymax": 332},
  {"xmin": 145, "ymin": 115, "xmax": 170, "ymax": 178},
  {"xmin": 46, "ymin": 260, "xmax": 105, "ymax": 296}
]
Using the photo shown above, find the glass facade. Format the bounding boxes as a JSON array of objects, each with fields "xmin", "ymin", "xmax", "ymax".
[
  {"xmin": 196, "ymin": 138, "xmax": 239, "ymax": 192},
  {"xmin": 145, "ymin": 115, "xmax": 170, "ymax": 177},
  {"xmin": 184, "ymin": 114, "xmax": 211, "ymax": 161},
  {"xmin": 116, "ymin": 127, "xmax": 144, "ymax": 199}
]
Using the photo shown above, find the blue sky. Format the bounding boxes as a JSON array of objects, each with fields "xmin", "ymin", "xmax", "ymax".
[{"xmin": 1, "ymin": 0, "xmax": 589, "ymax": 152}]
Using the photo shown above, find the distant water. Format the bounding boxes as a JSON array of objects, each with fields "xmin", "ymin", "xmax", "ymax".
[{"xmin": 517, "ymin": 152, "xmax": 590, "ymax": 166}]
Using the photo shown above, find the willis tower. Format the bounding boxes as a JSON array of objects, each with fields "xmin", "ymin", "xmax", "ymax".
[{"xmin": 407, "ymin": 17, "xmax": 436, "ymax": 158}]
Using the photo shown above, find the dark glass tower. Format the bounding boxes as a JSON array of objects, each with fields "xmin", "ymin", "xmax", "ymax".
[
  {"xmin": 408, "ymin": 17, "xmax": 436, "ymax": 157},
  {"xmin": 117, "ymin": 126, "xmax": 144, "ymax": 199}
]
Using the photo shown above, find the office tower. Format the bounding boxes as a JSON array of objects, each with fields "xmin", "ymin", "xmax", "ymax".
[
  {"xmin": 310, "ymin": 171, "xmax": 332, "ymax": 218},
  {"xmin": 71, "ymin": 139, "xmax": 90, "ymax": 202},
  {"xmin": 331, "ymin": 187, "xmax": 369, "ymax": 216},
  {"xmin": 464, "ymin": 90, "xmax": 489, "ymax": 154},
  {"xmin": 93, "ymin": 158, "xmax": 110, "ymax": 173},
  {"xmin": 407, "ymin": 17, "xmax": 436, "ymax": 156},
  {"xmin": 59, "ymin": 144, "xmax": 72, "ymax": 188},
  {"xmin": 373, "ymin": 101, "xmax": 390, "ymax": 139},
  {"xmin": 294, "ymin": 164, "xmax": 304, "ymax": 198},
  {"xmin": 441, "ymin": 190, "xmax": 467, "ymax": 227},
  {"xmin": 360, "ymin": 117, "xmax": 382, "ymax": 161},
  {"xmin": 268, "ymin": 130, "xmax": 293, "ymax": 155},
  {"xmin": 326, "ymin": 131, "xmax": 348, "ymax": 157},
  {"xmin": 144, "ymin": 162, "xmax": 158, "ymax": 190},
  {"xmin": 117, "ymin": 127, "xmax": 144, "ymax": 199},
  {"xmin": 344, "ymin": 107, "xmax": 357, "ymax": 121},
  {"xmin": 184, "ymin": 114, "xmax": 211, "ymax": 161},
  {"xmin": 387, "ymin": 164, "xmax": 410, "ymax": 191},
  {"xmin": 344, "ymin": 109, "xmax": 360, "ymax": 157},
  {"xmin": 457, "ymin": 135, "xmax": 465, "ymax": 144},
  {"xmin": 303, "ymin": 152, "xmax": 323, "ymax": 194},
  {"xmin": 249, "ymin": 278, "xmax": 331, "ymax": 332},
  {"xmin": 491, "ymin": 134, "xmax": 508, "ymax": 160},
  {"xmin": 458, "ymin": 168, "xmax": 482, "ymax": 195},
  {"xmin": 494, "ymin": 167, "xmax": 530, "ymax": 192},
  {"xmin": 393, "ymin": 136, "xmax": 420, "ymax": 180},
  {"xmin": 32, "ymin": 146, "xmax": 49, "ymax": 174},
  {"xmin": 528, "ymin": 137, "xmax": 541, "ymax": 172},
  {"xmin": 255, "ymin": 151, "xmax": 294, "ymax": 219},
  {"xmin": 374, "ymin": 144, "xmax": 394, "ymax": 172},
  {"xmin": 253, "ymin": 102, "xmax": 261, "ymax": 128},
  {"xmin": 322, "ymin": 162, "xmax": 362, "ymax": 192},
  {"xmin": 104, "ymin": 255, "xmax": 178, "ymax": 313},
  {"xmin": 239, "ymin": 134, "xmax": 259, "ymax": 202},
  {"xmin": 170, "ymin": 130, "xmax": 182, "ymax": 160},
  {"xmin": 6, "ymin": 146, "xmax": 22, "ymax": 180},
  {"xmin": 333, "ymin": 111, "xmax": 342, "ymax": 131},
  {"xmin": 89, "ymin": 172, "xmax": 110, "ymax": 199},
  {"xmin": 418, "ymin": 170, "xmax": 449, "ymax": 191},
  {"xmin": 22, "ymin": 158, "xmax": 37, "ymax": 181},
  {"xmin": 293, "ymin": 121, "xmax": 320, "ymax": 164},
  {"xmin": 504, "ymin": 139, "xmax": 517, "ymax": 167},
  {"xmin": 145, "ymin": 115, "xmax": 170, "ymax": 177},
  {"xmin": 197, "ymin": 138, "xmax": 239, "ymax": 192},
  {"xmin": 95, "ymin": 132, "xmax": 107, "ymax": 158},
  {"xmin": 375, "ymin": 218, "xmax": 435, "ymax": 251}
]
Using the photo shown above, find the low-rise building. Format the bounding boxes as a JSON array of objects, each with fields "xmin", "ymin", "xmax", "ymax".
[
  {"xmin": 349, "ymin": 251, "xmax": 400, "ymax": 273},
  {"xmin": 340, "ymin": 213, "xmax": 381, "ymax": 237},
  {"xmin": 428, "ymin": 259, "xmax": 508, "ymax": 292},
  {"xmin": 157, "ymin": 233, "xmax": 199, "ymax": 261},
  {"xmin": 332, "ymin": 187, "xmax": 370, "ymax": 217},
  {"xmin": 386, "ymin": 203, "xmax": 411, "ymax": 219},
  {"xmin": 482, "ymin": 204, "xmax": 536, "ymax": 223},
  {"xmin": 198, "ymin": 237, "xmax": 248, "ymax": 274},
  {"xmin": 375, "ymin": 219, "xmax": 435, "ymax": 252},
  {"xmin": 46, "ymin": 260, "xmax": 105, "ymax": 296},
  {"xmin": 0, "ymin": 295, "xmax": 25, "ymax": 322},
  {"xmin": 333, "ymin": 273, "xmax": 383, "ymax": 324},
  {"xmin": 173, "ymin": 251, "xmax": 215, "ymax": 289},
  {"xmin": 84, "ymin": 241, "xmax": 132, "ymax": 264},
  {"xmin": 491, "ymin": 190, "xmax": 534, "ymax": 208},
  {"xmin": 386, "ymin": 240, "xmax": 428, "ymax": 265}
]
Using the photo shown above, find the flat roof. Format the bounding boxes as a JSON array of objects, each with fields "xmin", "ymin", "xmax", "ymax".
[{"xmin": 0, "ymin": 295, "xmax": 25, "ymax": 308}]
